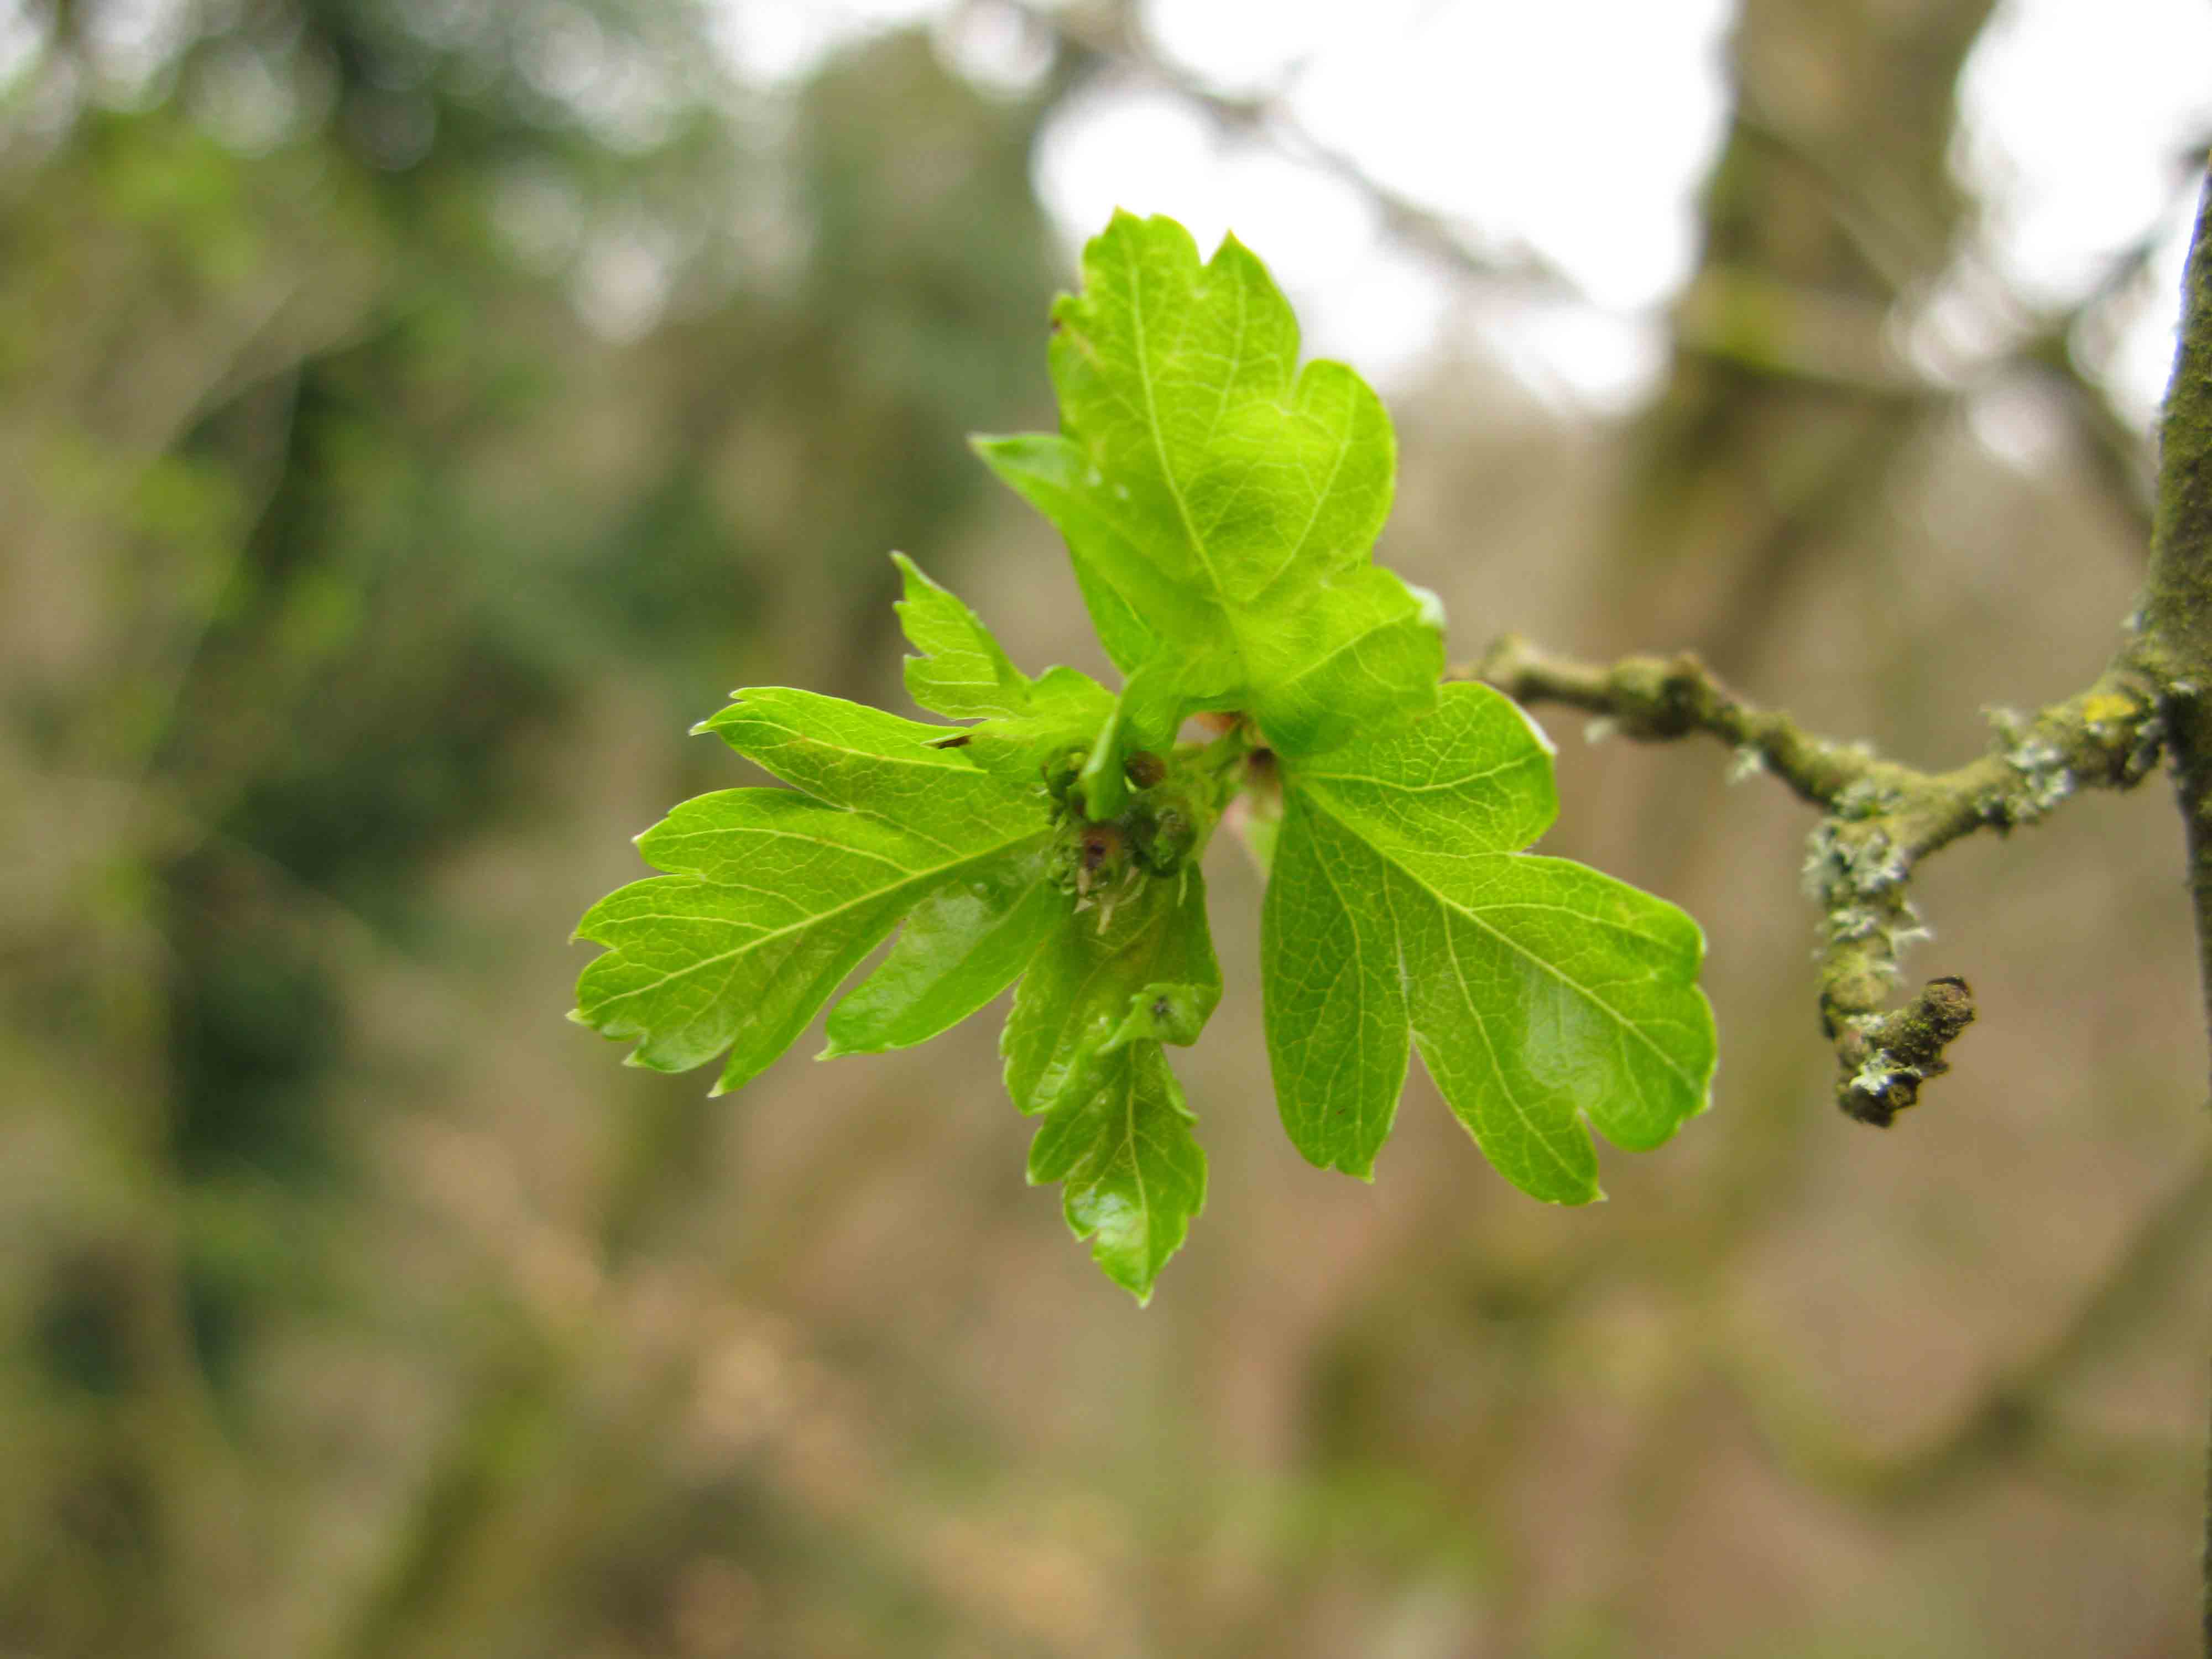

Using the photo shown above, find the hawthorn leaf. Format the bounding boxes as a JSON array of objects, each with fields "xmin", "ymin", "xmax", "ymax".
[
  {"xmin": 1002, "ymin": 865, "xmax": 1221, "ymax": 1117},
  {"xmin": 694, "ymin": 688, "xmax": 1016, "ymax": 828},
  {"xmin": 893, "ymin": 549, "xmax": 1032, "ymax": 720},
  {"xmin": 1003, "ymin": 867, "xmax": 1219, "ymax": 1299},
  {"xmin": 949, "ymin": 439, "xmax": 1160, "ymax": 676},
  {"xmin": 822, "ymin": 838, "xmax": 1060, "ymax": 1057},
  {"xmin": 976, "ymin": 211, "xmax": 1443, "ymax": 815},
  {"xmin": 1027, "ymin": 1037, "xmax": 1206, "ymax": 1303},
  {"xmin": 1261, "ymin": 683, "xmax": 1715, "ymax": 1199},
  {"xmin": 572, "ymin": 688, "xmax": 1047, "ymax": 1093},
  {"xmin": 892, "ymin": 551, "xmax": 1113, "ymax": 784}
]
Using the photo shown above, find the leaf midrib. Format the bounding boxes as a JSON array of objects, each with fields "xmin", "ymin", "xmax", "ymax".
[
  {"xmin": 592, "ymin": 823, "xmax": 1041, "ymax": 1010},
  {"xmin": 1121, "ymin": 236, "xmax": 1361, "ymax": 694},
  {"xmin": 1126, "ymin": 233, "xmax": 1235, "ymax": 676}
]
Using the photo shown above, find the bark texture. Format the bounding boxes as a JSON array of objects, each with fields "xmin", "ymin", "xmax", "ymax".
[{"xmin": 2131, "ymin": 164, "xmax": 2212, "ymax": 1655}]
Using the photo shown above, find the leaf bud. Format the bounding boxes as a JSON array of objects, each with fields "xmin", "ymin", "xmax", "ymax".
[
  {"xmin": 1074, "ymin": 820, "xmax": 1129, "ymax": 895},
  {"xmin": 1042, "ymin": 745, "xmax": 1088, "ymax": 808},
  {"xmin": 1133, "ymin": 803, "xmax": 1196, "ymax": 875},
  {"xmin": 1123, "ymin": 749, "xmax": 1168, "ymax": 790}
]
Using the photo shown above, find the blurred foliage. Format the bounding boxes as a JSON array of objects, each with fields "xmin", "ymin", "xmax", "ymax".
[
  {"xmin": 1, "ymin": 4, "xmax": 1067, "ymax": 1652},
  {"xmin": 1, "ymin": 2, "xmax": 2206, "ymax": 1656}
]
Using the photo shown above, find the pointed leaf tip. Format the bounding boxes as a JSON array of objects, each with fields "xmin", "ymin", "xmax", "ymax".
[{"xmin": 993, "ymin": 207, "xmax": 1439, "ymax": 763}]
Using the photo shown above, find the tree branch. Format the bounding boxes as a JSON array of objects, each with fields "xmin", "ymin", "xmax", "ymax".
[
  {"xmin": 1465, "ymin": 636, "xmax": 2166, "ymax": 1122},
  {"xmin": 1472, "ymin": 154, "xmax": 2212, "ymax": 1653},
  {"xmin": 2126, "ymin": 159, "xmax": 2212, "ymax": 1659}
]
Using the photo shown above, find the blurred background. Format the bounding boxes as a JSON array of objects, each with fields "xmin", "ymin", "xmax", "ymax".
[{"xmin": 3, "ymin": 1, "xmax": 2211, "ymax": 1653}]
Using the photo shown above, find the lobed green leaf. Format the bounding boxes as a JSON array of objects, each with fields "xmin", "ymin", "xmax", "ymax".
[
  {"xmin": 893, "ymin": 550, "xmax": 1035, "ymax": 720},
  {"xmin": 823, "ymin": 838, "xmax": 1060, "ymax": 1057},
  {"xmin": 1003, "ymin": 867, "xmax": 1220, "ymax": 1299},
  {"xmin": 1027, "ymin": 1038, "xmax": 1206, "ymax": 1303},
  {"xmin": 1262, "ymin": 684, "xmax": 1715, "ymax": 1198},
  {"xmin": 977, "ymin": 211, "xmax": 1443, "ymax": 815},
  {"xmin": 891, "ymin": 552, "xmax": 1114, "ymax": 784},
  {"xmin": 1002, "ymin": 866, "xmax": 1221, "ymax": 1117},
  {"xmin": 573, "ymin": 688, "xmax": 1049, "ymax": 1093}
]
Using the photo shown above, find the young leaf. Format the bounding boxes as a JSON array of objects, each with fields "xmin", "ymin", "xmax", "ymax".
[
  {"xmin": 1027, "ymin": 1037, "xmax": 1206, "ymax": 1303},
  {"xmin": 1004, "ymin": 867, "xmax": 1220, "ymax": 1299},
  {"xmin": 575, "ymin": 211, "xmax": 1721, "ymax": 1302},
  {"xmin": 892, "ymin": 550, "xmax": 1034, "ymax": 720},
  {"xmin": 1261, "ymin": 683, "xmax": 1715, "ymax": 1199},
  {"xmin": 975, "ymin": 211, "xmax": 1444, "ymax": 814},
  {"xmin": 1002, "ymin": 865, "xmax": 1221, "ymax": 1117},
  {"xmin": 822, "ymin": 840, "xmax": 1060, "ymax": 1057},
  {"xmin": 891, "ymin": 551, "xmax": 1113, "ymax": 783},
  {"xmin": 572, "ymin": 688, "xmax": 1048, "ymax": 1093}
]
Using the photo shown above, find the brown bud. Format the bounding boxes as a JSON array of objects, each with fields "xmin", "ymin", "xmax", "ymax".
[{"xmin": 1074, "ymin": 822, "xmax": 1128, "ymax": 895}]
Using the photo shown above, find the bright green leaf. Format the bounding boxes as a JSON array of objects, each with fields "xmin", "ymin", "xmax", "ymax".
[
  {"xmin": 1027, "ymin": 1037, "xmax": 1206, "ymax": 1303},
  {"xmin": 573, "ymin": 688, "xmax": 1047, "ymax": 1093},
  {"xmin": 576, "ymin": 211, "xmax": 1722, "ymax": 1301},
  {"xmin": 1004, "ymin": 864, "xmax": 1219, "ymax": 1300},
  {"xmin": 893, "ymin": 550, "xmax": 1034, "ymax": 720},
  {"xmin": 823, "ymin": 837, "xmax": 1060, "ymax": 1056},
  {"xmin": 1002, "ymin": 865, "xmax": 1221, "ymax": 1117},
  {"xmin": 695, "ymin": 687, "xmax": 1014, "ymax": 833},
  {"xmin": 977, "ymin": 211, "xmax": 1443, "ymax": 815},
  {"xmin": 1261, "ymin": 683, "xmax": 1715, "ymax": 1198},
  {"xmin": 957, "ymin": 436, "xmax": 1160, "ymax": 675},
  {"xmin": 891, "ymin": 551, "xmax": 1113, "ymax": 784}
]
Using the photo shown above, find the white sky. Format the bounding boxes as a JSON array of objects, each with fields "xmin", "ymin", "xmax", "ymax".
[
  {"xmin": 719, "ymin": 0, "xmax": 2212, "ymax": 427},
  {"xmin": 9, "ymin": 0, "xmax": 2196, "ymax": 425}
]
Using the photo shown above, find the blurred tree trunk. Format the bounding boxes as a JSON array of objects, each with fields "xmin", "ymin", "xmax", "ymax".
[
  {"xmin": 1610, "ymin": 0, "xmax": 1995, "ymax": 660},
  {"xmin": 1574, "ymin": 0, "xmax": 2001, "ymax": 982},
  {"xmin": 1524, "ymin": 0, "xmax": 2002, "ymax": 1642}
]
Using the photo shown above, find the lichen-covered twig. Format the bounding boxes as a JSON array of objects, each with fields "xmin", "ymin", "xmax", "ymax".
[{"xmin": 1465, "ymin": 635, "xmax": 2168, "ymax": 1122}]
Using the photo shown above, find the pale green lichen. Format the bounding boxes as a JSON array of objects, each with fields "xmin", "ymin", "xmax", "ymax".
[
  {"xmin": 1803, "ymin": 821, "xmax": 1909, "ymax": 904},
  {"xmin": 1848, "ymin": 1047, "xmax": 1920, "ymax": 1099},
  {"xmin": 1833, "ymin": 775, "xmax": 1900, "ymax": 821}
]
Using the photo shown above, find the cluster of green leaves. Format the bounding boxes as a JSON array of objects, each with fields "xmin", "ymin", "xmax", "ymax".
[{"xmin": 574, "ymin": 212, "xmax": 1717, "ymax": 1300}]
